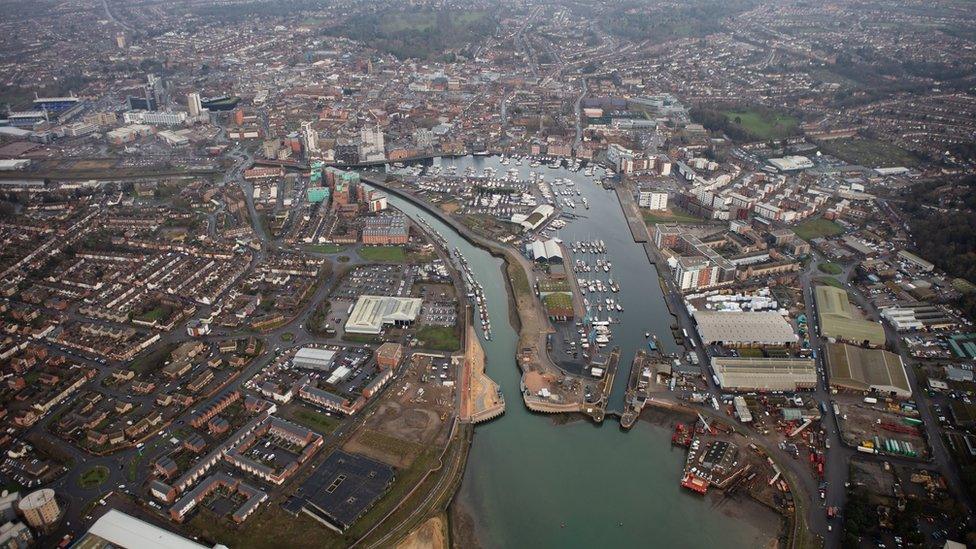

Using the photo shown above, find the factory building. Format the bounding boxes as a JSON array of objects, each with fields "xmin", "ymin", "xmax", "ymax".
[
  {"xmin": 712, "ymin": 357, "xmax": 817, "ymax": 392},
  {"xmin": 814, "ymin": 285, "xmax": 886, "ymax": 346},
  {"xmin": 826, "ymin": 343, "xmax": 911, "ymax": 398},
  {"xmin": 693, "ymin": 311, "xmax": 797, "ymax": 347}
]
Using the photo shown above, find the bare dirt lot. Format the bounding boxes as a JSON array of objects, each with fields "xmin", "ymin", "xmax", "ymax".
[{"xmin": 396, "ymin": 513, "xmax": 448, "ymax": 549}]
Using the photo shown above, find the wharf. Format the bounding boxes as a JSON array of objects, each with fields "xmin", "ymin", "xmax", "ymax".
[
  {"xmin": 620, "ymin": 350, "xmax": 651, "ymax": 430},
  {"xmin": 582, "ymin": 347, "xmax": 620, "ymax": 423},
  {"xmin": 614, "ymin": 184, "xmax": 649, "ymax": 243}
]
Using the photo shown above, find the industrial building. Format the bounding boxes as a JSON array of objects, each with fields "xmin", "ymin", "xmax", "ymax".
[
  {"xmin": 344, "ymin": 296, "xmax": 422, "ymax": 335},
  {"xmin": 881, "ymin": 305, "xmax": 955, "ymax": 331},
  {"xmin": 360, "ymin": 212, "xmax": 409, "ymax": 245},
  {"xmin": 511, "ymin": 204, "xmax": 555, "ymax": 231},
  {"xmin": 287, "ymin": 451, "xmax": 395, "ymax": 533},
  {"xmin": 826, "ymin": 342, "xmax": 911, "ymax": 398},
  {"xmin": 814, "ymin": 285, "xmax": 886, "ymax": 346},
  {"xmin": 292, "ymin": 347, "xmax": 337, "ymax": 371},
  {"xmin": 712, "ymin": 357, "xmax": 817, "ymax": 392},
  {"xmin": 693, "ymin": 311, "xmax": 798, "ymax": 347}
]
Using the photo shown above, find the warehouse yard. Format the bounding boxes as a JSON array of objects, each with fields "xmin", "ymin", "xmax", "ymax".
[{"xmin": 836, "ymin": 399, "xmax": 929, "ymax": 459}]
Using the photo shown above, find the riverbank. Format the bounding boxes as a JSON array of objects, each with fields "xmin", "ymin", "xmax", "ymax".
[
  {"xmin": 361, "ymin": 173, "xmax": 584, "ymax": 407},
  {"xmin": 372, "ymin": 162, "xmax": 795, "ymax": 549}
]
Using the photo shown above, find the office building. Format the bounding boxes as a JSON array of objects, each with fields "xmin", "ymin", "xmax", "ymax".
[
  {"xmin": 302, "ymin": 121, "xmax": 319, "ymax": 154},
  {"xmin": 187, "ymin": 93, "xmax": 203, "ymax": 117}
]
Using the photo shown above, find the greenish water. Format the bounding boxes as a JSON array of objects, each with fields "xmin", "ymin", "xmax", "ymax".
[{"xmin": 382, "ymin": 157, "xmax": 770, "ymax": 548}]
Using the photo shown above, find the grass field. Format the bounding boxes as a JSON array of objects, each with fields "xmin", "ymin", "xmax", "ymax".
[
  {"xmin": 817, "ymin": 138, "xmax": 921, "ymax": 168},
  {"xmin": 723, "ymin": 109, "xmax": 799, "ymax": 141},
  {"xmin": 358, "ymin": 246, "xmax": 406, "ymax": 263},
  {"xmin": 817, "ymin": 262, "xmax": 843, "ymax": 275},
  {"xmin": 643, "ymin": 208, "xmax": 705, "ymax": 225},
  {"xmin": 794, "ymin": 218, "xmax": 844, "ymax": 241},
  {"xmin": 507, "ymin": 258, "xmax": 531, "ymax": 299},
  {"xmin": 288, "ymin": 407, "xmax": 340, "ymax": 434},
  {"xmin": 953, "ymin": 278, "xmax": 976, "ymax": 295},
  {"xmin": 134, "ymin": 306, "xmax": 167, "ymax": 323},
  {"xmin": 815, "ymin": 277, "xmax": 845, "ymax": 289},
  {"xmin": 78, "ymin": 466, "xmax": 109, "ymax": 489},
  {"xmin": 415, "ymin": 326, "xmax": 461, "ymax": 352},
  {"xmin": 343, "ymin": 333, "xmax": 381, "ymax": 344},
  {"xmin": 304, "ymin": 244, "xmax": 345, "ymax": 254}
]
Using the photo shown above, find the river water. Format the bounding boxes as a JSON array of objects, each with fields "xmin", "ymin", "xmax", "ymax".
[{"xmin": 381, "ymin": 156, "xmax": 769, "ymax": 548}]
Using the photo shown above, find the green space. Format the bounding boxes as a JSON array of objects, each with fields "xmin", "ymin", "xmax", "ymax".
[
  {"xmin": 507, "ymin": 259, "xmax": 531, "ymax": 299},
  {"xmin": 817, "ymin": 262, "xmax": 843, "ymax": 275},
  {"xmin": 415, "ymin": 326, "xmax": 461, "ymax": 352},
  {"xmin": 722, "ymin": 109, "xmax": 799, "ymax": 141},
  {"xmin": 542, "ymin": 292, "xmax": 573, "ymax": 311},
  {"xmin": 953, "ymin": 278, "xmax": 976, "ymax": 295},
  {"xmin": 342, "ymin": 333, "xmax": 381, "ymax": 344},
  {"xmin": 793, "ymin": 217, "xmax": 844, "ymax": 241},
  {"xmin": 642, "ymin": 208, "xmax": 705, "ymax": 225},
  {"xmin": 304, "ymin": 244, "xmax": 345, "ymax": 254},
  {"xmin": 78, "ymin": 465, "xmax": 109, "ymax": 489},
  {"xmin": 817, "ymin": 138, "xmax": 921, "ymax": 168},
  {"xmin": 737, "ymin": 348, "xmax": 765, "ymax": 358},
  {"xmin": 358, "ymin": 246, "xmax": 406, "ymax": 263},
  {"xmin": 129, "ymin": 342, "xmax": 177, "ymax": 375},
  {"xmin": 134, "ymin": 305, "xmax": 169, "ymax": 323},
  {"xmin": 815, "ymin": 277, "xmax": 846, "ymax": 289},
  {"xmin": 281, "ymin": 332, "xmax": 295, "ymax": 342},
  {"xmin": 288, "ymin": 407, "xmax": 340, "ymax": 434},
  {"xmin": 336, "ymin": 10, "xmax": 495, "ymax": 59}
]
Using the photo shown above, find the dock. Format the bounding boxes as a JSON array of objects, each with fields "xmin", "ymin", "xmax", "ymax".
[
  {"xmin": 620, "ymin": 350, "xmax": 651, "ymax": 430},
  {"xmin": 582, "ymin": 347, "xmax": 620, "ymax": 423}
]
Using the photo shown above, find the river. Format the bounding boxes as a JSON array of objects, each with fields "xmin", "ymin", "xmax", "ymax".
[{"xmin": 380, "ymin": 156, "xmax": 771, "ymax": 548}]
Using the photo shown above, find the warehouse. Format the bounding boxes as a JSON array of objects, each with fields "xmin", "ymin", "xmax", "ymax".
[
  {"xmin": 693, "ymin": 311, "xmax": 797, "ymax": 347},
  {"xmin": 526, "ymin": 239, "xmax": 563, "ymax": 263},
  {"xmin": 344, "ymin": 296, "xmax": 422, "ymax": 335},
  {"xmin": 288, "ymin": 450, "xmax": 394, "ymax": 532},
  {"xmin": 814, "ymin": 285, "xmax": 886, "ymax": 346},
  {"xmin": 292, "ymin": 347, "xmax": 336, "ymax": 371},
  {"xmin": 881, "ymin": 305, "xmax": 955, "ymax": 331},
  {"xmin": 78, "ymin": 509, "xmax": 210, "ymax": 549},
  {"xmin": 826, "ymin": 342, "xmax": 911, "ymax": 398},
  {"xmin": 712, "ymin": 357, "xmax": 817, "ymax": 392}
]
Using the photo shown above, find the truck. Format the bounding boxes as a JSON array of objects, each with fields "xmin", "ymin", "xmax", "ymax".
[{"xmin": 864, "ymin": 396, "xmax": 878, "ymax": 405}]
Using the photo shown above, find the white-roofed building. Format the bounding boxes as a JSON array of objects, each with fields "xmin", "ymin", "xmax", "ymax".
[
  {"xmin": 345, "ymin": 296, "xmax": 423, "ymax": 334},
  {"xmin": 527, "ymin": 239, "xmax": 563, "ymax": 263},
  {"xmin": 78, "ymin": 508, "xmax": 225, "ymax": 549},
  {"xmin": 694, "ymin": 310, "xmax": 798, "ymax": 347},
  {"xmin": 292, "ymin": 347, "xmax": 336, "ymax": 370}
]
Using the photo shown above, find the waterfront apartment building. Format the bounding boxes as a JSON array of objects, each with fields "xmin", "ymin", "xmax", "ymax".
[{"xmin": 638, "ymin": 189, "xmax": 668, "ymax": 211}]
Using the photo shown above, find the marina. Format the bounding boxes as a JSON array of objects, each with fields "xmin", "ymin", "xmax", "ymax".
[{"xmin": 379, "ymin": 155, "xmax": 776, "ymax": 548}]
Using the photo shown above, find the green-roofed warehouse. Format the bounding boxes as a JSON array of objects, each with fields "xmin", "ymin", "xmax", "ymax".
[
  {"xmin": 826, "ymin": 342, "xmax": 911, "ymax": 398},
  {"xmin": 814, "ymin": 285, "xmax": 886, "ymax": 346}
]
